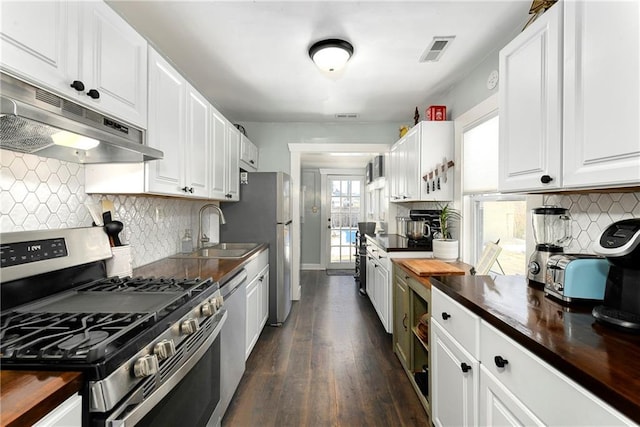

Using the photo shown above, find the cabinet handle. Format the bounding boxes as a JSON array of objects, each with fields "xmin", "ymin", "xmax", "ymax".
[
  {"xmin": 189, "ymin": 187, "xmax": 194, "ymax": 193},
  {"xmin": 402, "ymin": 313, "xmax": 408, "ymax": 331},
  {"xmin": 225, "ymin": 194, "xmax": 232, "ymax": 199},
  {"xmin": 405, "ymin": 276, "xmax": 410, "ymax": 280},
  {"xmin": 249, "ymin": 160, "xmax": 255, "ymax": 164},
  {"xmin": 86, "ymin": 89, "xmax": 100, "ymax": 99},
  {"xmin": 460, "ymin": 362, "xmax": 472, "ymax": 373},
  {"xmin": 181, "ymin": 186, "xmax": 190, "ymax": 193},
  {"xmin": 540, "ymin": 175, "xmax": 553, "ymax": 184},
  {"xmin": 441, "ymin": 312, "xmax": 451, "ymax": 320},
  {"xmin": 70, "ymin": 80, "xmax": 85, "ymax": 91},
  {"xmin": 494, "ymin": 355, "xmax": 509, "ymax": 368}
]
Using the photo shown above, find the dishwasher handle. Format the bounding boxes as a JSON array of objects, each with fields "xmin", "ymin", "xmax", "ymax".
[{"xmin": 221, "ymin": 269, "xmax": 248, "ymax": 298}]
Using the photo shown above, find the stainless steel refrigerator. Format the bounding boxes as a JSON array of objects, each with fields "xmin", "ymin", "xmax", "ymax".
[{"xmin": 220, "ymin": 172, "xmax": 292, "ymax": 325}]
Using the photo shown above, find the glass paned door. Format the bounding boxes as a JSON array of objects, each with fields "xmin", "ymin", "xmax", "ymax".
[{"xmin": 326, "ymin": 176, "xmax": 363, "ymax": 270}]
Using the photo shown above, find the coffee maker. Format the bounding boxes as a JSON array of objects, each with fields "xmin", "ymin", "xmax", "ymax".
[
  {"xmin": 592, "ymin": 219, "xmax": 640, "ymax": 331},
  {"xmin": 528, "ymin": 206, "xmax": 572, "ymax": 284},
  {"xmin": 407, "ymin": 209, "xmax": 440, "ymax": 250}
]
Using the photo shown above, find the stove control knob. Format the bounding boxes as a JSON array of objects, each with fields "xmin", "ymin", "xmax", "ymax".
[
  {"xmin": 154, "ymin": 339, "xmax": 176, "ymax": 361},
  {"xmin": 133, "ymin": 355, "xmax": 159, "ymax": 378},
  {"xmin": 181, "ymin": 318, "xmax": 199, "ymax": 335},
  {"xmin": 528, "ymin": 261, "xmax": 540, "ymax": 275},
  {"xmin": 201, "ymin": 302, "xmax": 214, "ymax": 317},
  {"xmin": 214, "ymin": 295, "xmax": 224, "ymax": 309}
]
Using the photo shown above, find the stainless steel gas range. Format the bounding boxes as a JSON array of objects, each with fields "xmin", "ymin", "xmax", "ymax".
[{"xmin": 0, "ymin": 227, "xmax": 228, "ymax": 426}]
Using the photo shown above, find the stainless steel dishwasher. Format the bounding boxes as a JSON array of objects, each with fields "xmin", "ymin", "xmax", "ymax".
[{"xmin": 209, "ymin": 269, "xmax": 247, "ymax": 426}]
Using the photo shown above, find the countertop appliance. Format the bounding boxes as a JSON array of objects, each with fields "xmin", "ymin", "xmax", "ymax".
[
  {"xmin": 0, "ymin": 227, "xmax": 227, "ymax": 426},
  {"xmin": 592, "ymin": 218, "xmax": 640, "ymax": 331},
  {"xmin": 0, "ymin": 72, "xmax": 163, "ymax": 163},
  {"xmin": 406, "ymin": 209, "xmax": 441, "ymax": 250},
  {"xmin": 544, "ymin": 254, "xmax": 609, "ymax": 303},
  {"xmin": 528, "ymin": 206, "xmax": 572, "ymax": 284},
  {"xmin": 221, "ymin": 172, "xmax": 292, "ymax": 325}
]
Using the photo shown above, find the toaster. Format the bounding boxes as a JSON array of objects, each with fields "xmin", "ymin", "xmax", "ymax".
[{"xmin": 544, "ymin": 254, "xmax": 609, "ymax": 303}]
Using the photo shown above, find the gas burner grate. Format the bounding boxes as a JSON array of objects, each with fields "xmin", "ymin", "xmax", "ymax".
[{"xmin": 0, "ymin": 311, "xmax": 155, "ymax": 362}]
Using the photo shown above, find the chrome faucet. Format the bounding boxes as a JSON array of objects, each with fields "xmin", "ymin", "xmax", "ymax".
[{"xmin": 198, "ymin": 204, "xmax": 227, "ymax": 248}]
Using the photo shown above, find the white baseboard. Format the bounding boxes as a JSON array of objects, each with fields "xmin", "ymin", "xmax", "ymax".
[{"xmin": 301, "ymin": 263, "xmax": 324, "ymax": 271}]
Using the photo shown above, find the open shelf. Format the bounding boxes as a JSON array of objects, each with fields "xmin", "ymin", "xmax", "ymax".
[{"xmin": 412, "ymin": 326, "xmax": 429, "ymax": 351}]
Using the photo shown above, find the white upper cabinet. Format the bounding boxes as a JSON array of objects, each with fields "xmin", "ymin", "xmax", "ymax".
[
  {"xmin": 146, "ymin": 48, "xmax": 186, "ymax": 195},
  {"xmin": 562, "ymin": 0, "xmax": 640, "ymax": 188},
  {"xmin": 209, "ymin": 110, "xmax": 240, "ymax": 201},
  {"xmin": 499, "ymin": 1, "xmax": 640, "ymax": 192},
  {"xmin": 240, "ymin": 134, "xmax": 259, "ymax": 172},
  {"xmin": 0, "ymin": 1, "xmax": 148, "ymax": 128},
  {"xmin": 498, "ymin": 3, "xmax": 563, "ymax": 192},
  {"xmin": 146, "ymin": 48, "xmax": 210, "ymax": 198},
  {"xmin": 390, "ymin": 121, "xmax": 454, "ymax": 202}
]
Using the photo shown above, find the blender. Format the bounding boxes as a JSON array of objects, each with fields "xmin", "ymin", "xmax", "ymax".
[{"xmin": 528, "ymin": 206, "xmax": 572, "ymax": 284}]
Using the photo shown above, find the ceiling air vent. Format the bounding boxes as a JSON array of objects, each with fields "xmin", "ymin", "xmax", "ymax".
[
  {"xmin": 335, "ymin": 113, "xmax": 359, "ymax": 119},
  {"xmin": 419, "ymin": 36, "xmax": 455, "ymax": 62}
]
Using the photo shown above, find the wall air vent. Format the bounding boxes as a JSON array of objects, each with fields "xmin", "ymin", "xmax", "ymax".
[
  {"xmin": 335, "ymin": 113, "xmax": 359, "ymax": 119},
  {"xmin": 419, "ymin": 36, "xmax": 455, "ymax": 62}
]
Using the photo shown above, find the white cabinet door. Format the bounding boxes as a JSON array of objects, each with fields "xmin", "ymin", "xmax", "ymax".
[
  {"xmin": 245, "ymin": 275, "xmax": 260, "ymax": 360},
  {"xmin": 259, "ymin": 266, "xmax": 269, "ymax": 329},
  {"xmin": 479, "ymin": 366, "xmax": 544, "ymax": 427},
  {"xmin": 389, "ymin": 142, "xmax": 402, "ymax": 201},
  {"xmin": 1, "ymin": 1, "xmax": 147, "ymax": 128},
  {"xmin": 403, "ymin": 127, "xmax": 420, "ymax": 200},
  {"xmin": 80, "ymin": 1, "xmax": 147, "ymax": 128},
  {"xmin": 0, "ymin": 1, "xmax": 78, "ymax": 94},
  {"xmin": 33, "ymin": 393, "xmax": 82, "ymax": 427},
  {"xmin": 146, "ymin": 48, "xmax": 185, "ymax": 196},
  {"xmin": 240, "ymin": 134, "xmax": 258, "ymax": 172},
  {"xmin": 226, "ymin": 125, "xmax": 241, "ymax": 201},
  {"xmin": 420, "ymin": 121, "xmax": 455, "ymax": 201},
  {"xmin": 562, "ymin": 0, "xmax": 640, "ymax": 188},
  {"xmin": 185, "ymin": 85, "xmax": 210, "ymax": 197},
  {"xmin": 210, "ymin": 108, "xmax": 228, "ymax": 200},
  {"xmin": 431, "ymin": 320, "xmax": 479, "ymax": 427},
  {"xmin": 374, "ymin": 261, "xmax": 389, "ymax": 331},
  {"xmin": 498, "ymin": 2, "xmax": 562, "ymax": 192}
]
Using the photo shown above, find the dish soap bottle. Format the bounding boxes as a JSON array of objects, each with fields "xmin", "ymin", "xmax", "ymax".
[{"xmin": 181, "ymin": 229, "xmax": 193, "ymax": 253}]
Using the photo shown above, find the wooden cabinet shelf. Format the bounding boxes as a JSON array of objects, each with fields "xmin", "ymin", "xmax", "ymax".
[{"xmin": 412, "ymin": 326, "xmax": 429, "ymax": 351}]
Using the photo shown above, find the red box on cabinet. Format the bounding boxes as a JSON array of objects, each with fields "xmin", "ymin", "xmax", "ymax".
[{"xmin": 426, "ymin": 105, "xmax": 447, "ymax": 121}]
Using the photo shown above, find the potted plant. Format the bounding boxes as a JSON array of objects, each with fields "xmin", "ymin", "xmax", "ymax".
[{"xmin": 433, "ymin": 203, "xmax": 461, "ymax": 262}]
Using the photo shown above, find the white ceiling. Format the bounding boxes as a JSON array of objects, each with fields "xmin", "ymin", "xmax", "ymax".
[{"xmin": 107, "ymin": 0, "xmax": 531, "ymax": 168}]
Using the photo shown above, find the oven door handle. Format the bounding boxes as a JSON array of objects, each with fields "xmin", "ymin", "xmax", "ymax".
[
  {"xmin": 221, "ymin": 269, "xmax": 248, "ymax": 299},
  {"xmin": 105, "ymin": 309, "xmax": 228, "ymax": 427}
]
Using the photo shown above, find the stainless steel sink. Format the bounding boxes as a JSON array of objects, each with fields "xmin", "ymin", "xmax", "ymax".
[{"xmin": 170, "ymin": 243, "xmax": 260, "ymax": 259}]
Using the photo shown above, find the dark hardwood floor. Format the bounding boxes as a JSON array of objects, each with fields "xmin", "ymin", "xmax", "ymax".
[{"xmin": 222, "ymin": 270, "xmax": 430, "ymax": 426}]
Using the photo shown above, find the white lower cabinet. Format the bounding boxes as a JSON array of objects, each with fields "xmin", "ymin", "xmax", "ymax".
[
  {"xmin": 244, "ymin": 250, "xmax": 269, "ymax": 359},
  {"xmin": 33, "ymin": 393, "xmax": 82, "ymax": 427},
  {"xmin": 480, "ymin": 321, "xmax": 633, "ymax": 426},
  {"xmin": 365, "ymin": 238, "xmax": 391, "ymax": 333},
  {"xmin": 431, "ymin": 287, "xmax": 480, "ymax": 427},
  {"xmin": 431, "ymin": 286, "xmax": 634, "ymax": 427},
  {"xmin": 245, "ymin": 264, "xmax": 269, "ymax": 359},
  {"xmin": 432, "ymin": 320, "xmax": 479, "ymax": 427},
  {"xmin": 479, "ymin": 365, "xmax": 543, "ymax": 426}
]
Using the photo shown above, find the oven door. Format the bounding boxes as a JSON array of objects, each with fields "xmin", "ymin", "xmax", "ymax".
[{"xmin": 101, "ymin": 310, "xmax": 227, "ymax": 427}]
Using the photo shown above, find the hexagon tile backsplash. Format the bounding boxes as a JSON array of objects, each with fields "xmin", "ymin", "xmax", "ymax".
[
  {"xmin": 544, "ymin": 192, "xmax": 640, "ymax": 253},
  {"xmin": 1, "ymin": 151, "xmax": 216, "ymax": 268}
]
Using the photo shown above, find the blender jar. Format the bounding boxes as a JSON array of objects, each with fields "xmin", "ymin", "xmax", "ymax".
[{"xmin": 532, "ymin": 206, "xmax": 572, "ymax": 248}]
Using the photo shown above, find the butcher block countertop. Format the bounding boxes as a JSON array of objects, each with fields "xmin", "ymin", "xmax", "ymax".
[
  {"xmin": 430, "ymin": 274, "xmax": 640, "ymax": 423},
  {"xmin": 0, "ymin": 371, "xmax": 83, "ymax": 427},
  {"xmin": 0, "ymin": 244, "xmax": 268, "ymax": 425}
]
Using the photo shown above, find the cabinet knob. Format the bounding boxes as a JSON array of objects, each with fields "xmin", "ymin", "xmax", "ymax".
[
  {"xmin": 249, "ymin": 160, "xmax": 255, "ymax": 164},
  {"xmin": 86, "ymin": 89, "xmax": 100, "ymax": 99},
  {"xmin": 460, "ymin": 362, "xmax": 472, "ymax": 373},
  {"xmin": 70, "ymin": 80, "xmax": 85, "ymax": 91},
  {"xmin": 441, "ymin": 312, "xmax": 451, "ymax": 320},
  {"xmin": 494, "ymin": 355, "xmax": 509, "ymax": 368},
  {"xmin": 540, "ymin": 175, "xmax": 553, "ymax": 184}
]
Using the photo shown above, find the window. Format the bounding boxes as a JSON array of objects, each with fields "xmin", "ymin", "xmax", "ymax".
[{"xmin": 461, "ymin": 110, "xmax": 526, "ymax": 275}]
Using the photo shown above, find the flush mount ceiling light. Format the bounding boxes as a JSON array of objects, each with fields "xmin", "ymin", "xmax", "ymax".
[{"xmin": 309, "ymin": 39, "xmax": 354, "ymax": 72}]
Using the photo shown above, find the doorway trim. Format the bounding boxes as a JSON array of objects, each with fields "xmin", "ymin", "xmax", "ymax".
[{"xmin": 289, "ymin": 143, "xmax": 390, "ymax": 300}]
